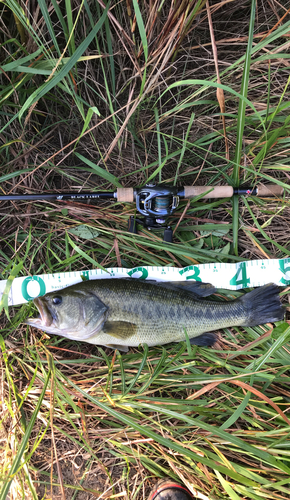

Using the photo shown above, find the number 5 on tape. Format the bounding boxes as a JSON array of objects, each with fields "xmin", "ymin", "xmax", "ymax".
[{"xmin": 279, "ymin": 260, "xmax": 290, "ymax": 285}]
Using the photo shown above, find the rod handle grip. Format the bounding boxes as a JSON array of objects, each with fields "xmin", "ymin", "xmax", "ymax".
[
  {"xmin": 184, "ymin": 186, "xmax": 234, "ymax": 199},
  {"xmin": 117, "ymin": 188, "xmax": 134, "ymax": 202},
  {"xmin": 257, "ymin": 184, "xmax": 284, "ymax": 197}
]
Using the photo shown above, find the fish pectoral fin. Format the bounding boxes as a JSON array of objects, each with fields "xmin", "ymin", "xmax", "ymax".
[
  {"xmin": 190, "ymin": 332, "xmax": 217, "ymax": 346},
  {"xmin": 104, "ymin": 344, "xmax": 129, "ymax": 352},
  {"xmin": 103, "ymin": 320, "xmax": 137, "ymax": 339}
]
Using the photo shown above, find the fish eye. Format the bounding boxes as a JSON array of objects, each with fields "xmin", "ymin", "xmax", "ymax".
[{"xmin": 52, "ymin": 296, "xmax": 62, "ymax": 305}]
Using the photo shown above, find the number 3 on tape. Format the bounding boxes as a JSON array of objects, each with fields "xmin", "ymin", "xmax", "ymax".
[{"xmin": 230, "ymin": 262, "xmax": 250, "ymax": 288}]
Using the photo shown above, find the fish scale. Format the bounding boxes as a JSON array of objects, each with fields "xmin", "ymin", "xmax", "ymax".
[
  {"xmin": 26, "ymin": 279, "xmax": 284, "ymax": 351},
  {"xmin": 93, "ymin": 281, "xmax": 246, "ymax": 346}
]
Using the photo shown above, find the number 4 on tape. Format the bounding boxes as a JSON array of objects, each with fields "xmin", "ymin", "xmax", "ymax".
[{"xmin": 230, "ymin": 263, "xmax": 250, "ymax": 288}]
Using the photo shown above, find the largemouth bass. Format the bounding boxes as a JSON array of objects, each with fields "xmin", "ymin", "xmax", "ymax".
[{"xmin": 25, "ymin": 280, "xmax": 284, "ymax": 351}]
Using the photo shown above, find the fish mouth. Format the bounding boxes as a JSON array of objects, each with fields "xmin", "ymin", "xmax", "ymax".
[{"xmin": 25, "ymin": 298, "xmax": 53, "ymax": 328}]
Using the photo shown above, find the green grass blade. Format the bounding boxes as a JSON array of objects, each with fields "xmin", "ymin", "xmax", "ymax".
[
  {"xmin": 0, "ymin": 340, "xmax": 51, "ymax": 500},
  {"xmin": 132, "ymin": 0, "xmax": 148, "ymax": 94},
  {"xmin": 215, "ymin": 470, "xmax": 242, "ymax": 500},
  {"xmin": 19, "ymin": 2, "xmax": 109, "ymax": 120},
  {"xmin": 174, "ymin": 113, "xmax": 195, "ymax": 186},
  {"xmin": 75, "ymin": 152, "xmax": 122, "ymax": 187},
  {"xmin": 232, "ymin": 0, "xmax": 256, "ymax": 255},
  {"xmin": 0, "ymin": 262, "xmax": 23, "ymax": 319},
  {"xmin": 124, "ymin": 344, "xmax": 149, "ymax": 395},
  {"xmin": 65, "ymin": 0, "xmax": 76, "ymax": 55},
  {"xmin": 66, "ymin": 233, "xmax": 110, "ymax": 271}
]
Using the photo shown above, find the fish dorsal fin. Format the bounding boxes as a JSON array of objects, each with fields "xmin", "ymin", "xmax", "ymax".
[
  {"xmin": 119, "ymin": 278, "xmax": 215, "ymax": 297},
  {"xmin": 147, "ymin": 280, "xmax": 215, "ymax": 297},
  {"xmin": 103, "ymin": 320, "xmax": 137, "ymax": 339}
]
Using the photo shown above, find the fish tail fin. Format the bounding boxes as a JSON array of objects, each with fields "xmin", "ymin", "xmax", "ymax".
[{"xmin": 240, "ymin": 283, "xmax": 284, "ymax": 326}]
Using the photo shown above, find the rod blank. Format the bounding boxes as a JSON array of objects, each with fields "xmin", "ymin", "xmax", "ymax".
[
  {"xmin": 0, "ymin": 184, "xmax": 284, "ymax": 203},
  {"xmin": 0, "ymin": 192, "xmax": 114, "ymax": 202}
]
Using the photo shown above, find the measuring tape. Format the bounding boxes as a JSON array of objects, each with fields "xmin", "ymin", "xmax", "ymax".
[{"xmin": 0, "ymin": 258, "xmax": 289, "ymax": 307}]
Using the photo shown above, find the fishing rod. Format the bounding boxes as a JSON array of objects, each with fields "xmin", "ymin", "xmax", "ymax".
[{"xmin": 0, "ymin": 183, "xmax": 284, "ymax": 242}]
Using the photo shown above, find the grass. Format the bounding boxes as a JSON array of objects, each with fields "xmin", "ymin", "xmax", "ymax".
[{"xmin": 1, "ymin": 0, "xmax": 290, "ymax": 498}]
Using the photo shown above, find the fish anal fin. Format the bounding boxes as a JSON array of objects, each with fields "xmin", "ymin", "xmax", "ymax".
[
  {"xmin": 190, "ymin": 332, "xmax": 217, "ymax": 346},
  {"xmin": 103, "ymin": 320, "xmax": 137, "ymax": 339}
]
